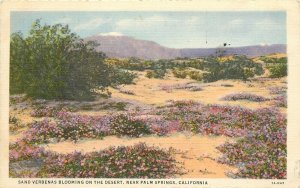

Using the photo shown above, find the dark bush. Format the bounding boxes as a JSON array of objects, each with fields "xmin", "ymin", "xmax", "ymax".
[
  {"xmin": 201, "ymin": 56, "xmax": 263, "ymax": 82},
  {"xmin": 268, "ymin": 63, "xmax": 287, "ymax": 78},
  {"xmin": 108, "ymin": 68, "xmax": 137, "ymax": 86},
  {"xmin": 10, "ymin": 20, "xmax": 110, "ymax": 100}
]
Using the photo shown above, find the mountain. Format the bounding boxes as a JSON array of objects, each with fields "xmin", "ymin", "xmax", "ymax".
[
  {"xmin": 180, "ymin": 44, "xmax": 286, "ymax": 58},
  {"xmin": 85, "ymin": 34, "xmax": 181, "ymax": 59},
  {"xmin": 85, "ymin": 34, "xmax": 286, "ymax": 59}
]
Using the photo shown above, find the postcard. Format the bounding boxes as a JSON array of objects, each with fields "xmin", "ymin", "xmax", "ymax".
[{"xmin": 1, "ymin": 0, "xmax": 300, "ymax": 187}]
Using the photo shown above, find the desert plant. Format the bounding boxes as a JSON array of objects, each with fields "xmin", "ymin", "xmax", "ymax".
[
  {"xmin": 10, "ymin": 19, "xmax": 110, "ymax": 100},
  {"xmin": 155, "ymin": 100, "xmax": 287, "ymax": 179},
  {"xmin": 109, "ymin": 68, "xmax": 137, "ymax": 86},
  {"xmin": 268, "ymin": 63, "xmax": 287, "ymax": 78},
  {"xmin": 145, "ymin": 70, "xmax": 154, "ymax": 78},
  {"xmin": 9, "ymin": 115, "xmax": 18, "ymax": 124},
  {"xmin": 9, "ymin": 140, "xmax": 46, "ymax": 162},
  {"xmin": 221, "ymin": 93, "xmax": 268, "ymax": 102},
  {"xmin": 217, "ymin": 120, "xmax": 286, "ymax": 179},
  {"xmin": 268, "ymin": 86, "xmax": 287, "ymax": 95},
  {"xmin": 110, "ymin": 114, "xmax": 150, "ymax": 137},
  {"xmin": 36, "ymin": 143, "xmax": 180, "ymax": 178},
  {"xmin": 119, "ymin": 88, "xmax": 135, "ymax": 95},
  {"xmin": 30, "ymin": 105, "xmax": 66, "ymax": 117},
  {"xmin": 272, "ymin": 94, "xmax": 287, "ymax": 108},
  {"xmin": 172, "ymin": 68, "xmax": 188, "ymax": 79},
  {"xmin": 153, "ymin": 69, "xmax": 167, "ymax": 79},
  {"xmin": 188, "ymin": 70, "xmax": 203, "ymax": 81}
]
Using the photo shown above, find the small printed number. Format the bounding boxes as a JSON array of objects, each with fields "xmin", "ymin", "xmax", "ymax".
[{"xmin": 271, "ymin": 181, "xmax": 284, "ymax": 185}]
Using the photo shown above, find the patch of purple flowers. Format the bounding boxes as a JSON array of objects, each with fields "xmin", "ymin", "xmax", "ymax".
[
  {"xmin": 268, "ymin": 86, "xmax": 287, "ymax": 95},
  {"xmin": 160, "ymin": 83, "xmax": 203, "ymax": 92},
  {"xmin": 13, "ymin": 99, "xmax": 287, "ymax": 179},
  {"xmin": 221, "ymin": 93, "xmax": 269, "ymax": 102},
  {"xmin": 272, "ymin": 94, "xmax": 287, "ymax": 108},
  {"xmin": 156, "ymin": 100, "xmax": 286, "ymax": 179}
]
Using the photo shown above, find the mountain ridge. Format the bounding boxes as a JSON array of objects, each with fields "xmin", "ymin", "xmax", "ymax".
[{"xmin": 85, "ymin": 35, "xmax": 286, "ymax": 59}]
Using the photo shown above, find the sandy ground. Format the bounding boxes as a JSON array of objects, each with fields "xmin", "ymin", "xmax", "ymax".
[
  {"xmin": 44, "ymin": 133, "xmax": 236, "ymax": 178},
  {"xmin": 109, "ymin": 72, "xmax": 286, "ymax": 109}
]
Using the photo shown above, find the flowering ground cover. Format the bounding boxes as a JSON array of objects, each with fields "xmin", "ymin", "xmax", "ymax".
[
  {"xmin": 272, "ymin": 94, "xmax": 287, "ymax": 108},
  {"xmin": 23, "ymin": 111, "xmax": 177, "ymax": 144},
  {"xmin": 267, "ymin": 86, "xmax": 287, "ymax": 108},
  {"xmin": 119, "ymin": 88, "xmax": 135, "ymax": 95},
  {"xmin": 23, "ymin": 112, "xmax": 112, "ymax": 143},
  {"xmin": 30, "ymin": 106, "xmax": 62, "ymax": 117},
  {"xmin": 155, "ymin": 100, "xmax": 287, "ymax": 179},
  {"xmin": 38, "ymin": 143, "xmax": 181, "ymax": 178},
  {"xmin": 268, "ymin": 86, "xmax": 287, "ymax": 95},
  {"xmin": 160, "ymin": 83, "xmax": 203, "ymax": 92},
  {"xmin": 9, "ymin": 115, "xmax": 26, "ymax": 132},
  {"xmin": 10, "ymin": 140, "xmax": 47, "ymax": 162},
  {"xmin": 10, "ymin": 140, "xmax": 182, "ymax": 178},
  {"xmin": 220, "ymin": 93, "xmax": 269, "ymax": 102},
  {"xmin": 110, "ymin": 114, "xmax": 151, "ymax": 137}
]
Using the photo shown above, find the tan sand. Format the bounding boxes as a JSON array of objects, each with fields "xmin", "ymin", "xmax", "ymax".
[{"xmin": 109, "ymin": 73, "xmax": 286, "ymax": 110}]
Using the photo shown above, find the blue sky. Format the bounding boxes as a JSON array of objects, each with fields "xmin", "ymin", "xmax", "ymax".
[{"xmin": 11, "ymin": 11, "xmax": 286, "ymax": 48}]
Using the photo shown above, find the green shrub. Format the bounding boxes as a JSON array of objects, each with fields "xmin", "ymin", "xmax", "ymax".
[
  {"xmin": 9, "ymin": 115, "xmax": 26, "ymax": 132},
  {"xmin": 188, "ymin": 71, "xmax": 203, "ymax": 81},
  {"xmin": 145, "ymin": 70, "xmax": 154, "ymax": 78},
  {"xmin": 9, "ymin": 115, "xmax": 18, "ymax": 124},
  {"xmin": 153, "ymin": 69, "xmax": 167, "ymax": 79},
  {"xmin": 201, "ymin": 56, "xmax": 263, "ymax": 82},
  {"xmin": 109, "ymin": 68, "xmax": 137, "ymax": 85},
  {"xmin": 172, "ymin": 68, "xmax": 188, "ymax": 79},
  {"xmin": 243, "ymin": 68, "xmax": 255, "ymax": 79},
  {"xmin": 10, "ymin": 20, "xmax": 110, "ymax": 100},
  {"xmin": 145, "ymin": 69, "xmax": 166, "ymax": 79},
  {"xmin": 268, "ymin": 63, "xmax": 287, "ymax": 78},
  {"xmin": 202, "ymin": 72, "xmax": 218, "ymax": 83}
]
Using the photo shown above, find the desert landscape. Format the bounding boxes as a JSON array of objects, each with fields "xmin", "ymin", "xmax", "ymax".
[
  {"xmin": 9, "ymin": 12, "xmax": 287, "ymax": 179},
  {"xmin": 9, "ymin": 54, "xmax": 287, "ymax": 178}
]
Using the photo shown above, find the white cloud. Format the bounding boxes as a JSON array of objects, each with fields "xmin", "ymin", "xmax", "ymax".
[
  {"xmin": 74, "ymin": 18, "xmax": 108, "ymax": 31},
  {"xmin": 98, "ymin": 32, "xmax": 124, "ymax": 36}
]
